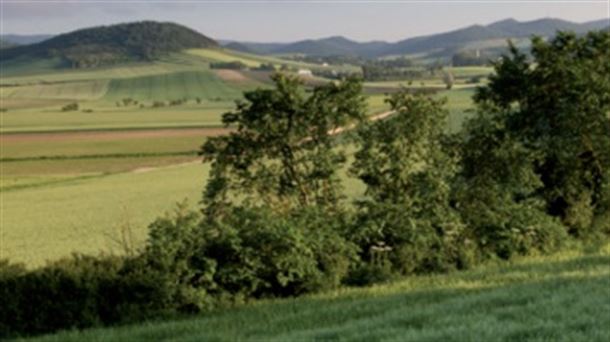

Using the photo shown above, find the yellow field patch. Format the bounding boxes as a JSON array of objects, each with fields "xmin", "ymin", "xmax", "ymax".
[
  {"xmin": 186, "ymin": 48, "xmax": 262, "ymax": 67},
  {"xmin": 2, "ymin": 80, "xmax": 109, "ymax": 101},
  {"xmin": 214, "ymin": 69, "xmax": 250, "ymax": 83}
]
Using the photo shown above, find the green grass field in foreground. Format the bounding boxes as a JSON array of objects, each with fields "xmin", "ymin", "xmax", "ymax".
[{"xmin": 25, "ymin": 244, "xmax": 610, "ymax": 342}]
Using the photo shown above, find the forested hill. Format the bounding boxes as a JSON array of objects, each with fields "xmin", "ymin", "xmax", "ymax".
[
  {"xmin": 0, "ymin": 21, "xmax": 218, "ymax": 68},
  {"xmin": 0, "ymin": 39, "xmax": 17, "ymax": 49},
  {"xmin": 226, "ymin": 17, "xmax": 609, "ymax": 57}
]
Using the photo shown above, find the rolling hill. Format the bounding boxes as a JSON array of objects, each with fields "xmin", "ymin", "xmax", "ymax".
[
  {"xmin": 0, "ymin": 34, "xmax": 53, "ymax": 46},
  {"xmin": 0, "ymin": 39, "xmax": 17, "ymax": 49},
  {"xmin": 223, "ymin": 17, "xmax": 609, "ymax": 58},
  {"xmin": 1, "ymin": 21, "xmax": 218, "ymax": 69}
]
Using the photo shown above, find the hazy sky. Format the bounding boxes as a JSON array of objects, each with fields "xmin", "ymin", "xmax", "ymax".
[{"xmin": 2, "ymin": 0, "xmax": 609, "ymax": 42}]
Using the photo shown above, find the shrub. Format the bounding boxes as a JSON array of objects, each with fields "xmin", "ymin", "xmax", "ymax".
[
  {"xmin": 61, "ymin": 102, "xmax": 79, "ymax": 112},
  {"xmin": 0, "ymin": 256, "xmax": 123, "ymax": 337},
  {"xmin": 200, "ymin": 206, "xmax": 357, "ymax": 299}
]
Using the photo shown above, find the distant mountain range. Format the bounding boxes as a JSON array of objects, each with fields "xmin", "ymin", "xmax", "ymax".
[
  {"xmin": 1, "ymin": 22, "xmax": 217, "ymax": 68},
  {"xmin": 223, "ymin": 18, "xmax": 609, "ymax": 58},
  {"xmin": 2, "ymin": 17, "xmax": 607, "ymax": 68}
]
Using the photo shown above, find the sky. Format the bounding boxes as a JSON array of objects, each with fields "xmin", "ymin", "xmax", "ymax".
[{"xmin": 1, "ymin": 0, "xmax": 609, "ymax": 42}]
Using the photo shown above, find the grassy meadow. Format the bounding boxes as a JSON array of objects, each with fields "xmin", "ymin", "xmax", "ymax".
[
  {"xmin": 24, "ymin": 243, "xmax": 610, "ymax": 342},
  {"xmin": 0, "ymin": 48, "xmax": 482, "ymax": 268}
]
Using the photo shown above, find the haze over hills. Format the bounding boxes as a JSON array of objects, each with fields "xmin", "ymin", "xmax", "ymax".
[
  {"xmin": 1, "ymin": 21, "xmax": 217, "ymax": 68},
  {"xmin": 224, "ymin": 17, "xmax": 609, "ymax": 57}
]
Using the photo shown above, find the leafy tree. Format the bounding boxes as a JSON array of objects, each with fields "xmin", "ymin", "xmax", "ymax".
[
  {"xmin": 473, "ymin": 31, "xmax": 610, "ymax": 236},
  {"xmin": 201, "ymin": 73, "xmax": 366, "ymax": 218},
  {"xmin": 350, "ymin": 90, "xmax": 465, "ymax": 274},
  {"xmin": 455, "ymin": 106, "xmax": 566, "ymax": 258}
]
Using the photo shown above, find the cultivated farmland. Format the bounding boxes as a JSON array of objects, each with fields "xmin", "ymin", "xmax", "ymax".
[{"xmin": 1, "ymin": 43, "xmax": 479, "ymax": 268}]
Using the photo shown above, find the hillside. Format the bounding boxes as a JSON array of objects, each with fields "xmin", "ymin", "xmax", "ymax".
[
  {"xmin": 0, "ymin": 39, "xmax": 17, "ymax": 49},
  {"xmin": 273, "ymin": 36, "xmax": 390, "ymax": 57},
  {"xmin": 26, "ymin": 245, "xmax": 610, "ymax": 341},
  {"xmin": 1, "ymin": 21, "xmax": 218, "ymax": 68},
  {"xmin": 224, "ymin": 17, "xmax": 609, "ymax": 58},
  {"xmin": 0, "ymin": 34, "xmax": 53, "ymax": 45},
  {"xmin": 381, "ymin": 17, "xmax": 609, "ymax": 57}
]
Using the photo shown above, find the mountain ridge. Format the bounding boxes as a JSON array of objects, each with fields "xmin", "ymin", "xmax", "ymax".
[{"xmin": 223, "ymin": 17, "xmax": 609, "ymax": 57}]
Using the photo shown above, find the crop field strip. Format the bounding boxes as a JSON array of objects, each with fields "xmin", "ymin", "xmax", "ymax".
[
  {"xmin": 104, "ymin": 70, "xmax": 255, "ymax": 102},
  {"xmin": 1, "ymin": 80, "xmax": 109, "ymax": 100},
  {"xmin": 0, "ymin": 128, "xmax": 229, "ymax": 158},
  {"xmin": 0, "ymin": 57, "xmax": 203, "ymax": 86},
  {"xmin": 0, "ymin": 105, "xmax": 231, "ymax": 133}
]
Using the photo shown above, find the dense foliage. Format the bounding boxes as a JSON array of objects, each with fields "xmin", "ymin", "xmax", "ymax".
[
  {"xmin": 471, "ymin": 31, "xmax": 610, "ymax": 238},
  {"xmin": 1, "ymin": 31, "xmax": 608, "ymax": 338},
  {"xmin": 201, "ymin": 73, "xmax": 366, "ymax": 216},
  {"xmin": 210, "ymin": 61, "xmax": 248, "ymax": 70},
  {"xmin": 350, "ymin": 92, "xmax": 467, "ymax": 275},
  {"xmin": 1, "ymin": 21, "xmax": 218, "ymax": 68}
]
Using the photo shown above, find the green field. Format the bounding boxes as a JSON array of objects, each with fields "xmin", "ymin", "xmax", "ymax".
[
  {"xmin": 1, "ymin": 162, "xmax": 207, "ymax": 266},
  {"xmin": 1, "ymin": 80, "xmax": 109, "ymax": 100},
  {"xmin": 104, "ymin": 70, "xmax": 254, "ymax": 102},
  {"xmin": 0, "ymin": 47, "xmax": 477, "ymax": 268},
  {"xmin": 186, "ymin": 48, "xmax": 359, "ymax": 73},
  {"xmin": 0, "ymin": 130, "xmax": 212, "ymax": 160},
  {"xmin": 0, "ymin": 105, "xmax": 231, "ymax": 133},
  {"xmin": 25, "ymin": 244, "xmax": 610, "ymax": 342},
  {"xmin": 0, "ymin": 89, "xmax": 473, "ymax": 268}
]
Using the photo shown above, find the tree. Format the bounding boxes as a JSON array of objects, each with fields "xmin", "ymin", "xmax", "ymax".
[
  {"xmin": 473, "ymin": 31, "xmax": 610, "ymax": 236},
  {"xmin": 201, "ymin": 73, "xmax": 366, "ymax": 218},
  {"xmin": 350, "ymin": 90, "xmax": 465, "ymax": 274}
]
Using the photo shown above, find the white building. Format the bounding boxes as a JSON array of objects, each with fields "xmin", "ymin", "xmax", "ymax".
[{"xmin": 297, "ymin": 69, "xmax": 313, "ymax": 77}]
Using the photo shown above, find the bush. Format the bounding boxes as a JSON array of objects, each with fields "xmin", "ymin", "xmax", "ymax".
[
  {"xmin": 61, "ymin": 102, "xmax": 79, "ymax": 112},
  {"xmin": 200, "ymin": 206, "xmax": 357, "ymax": 299},
  {"xmin": 0, "ymin": 256, "xmax": 123, "ymax": 337}
]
